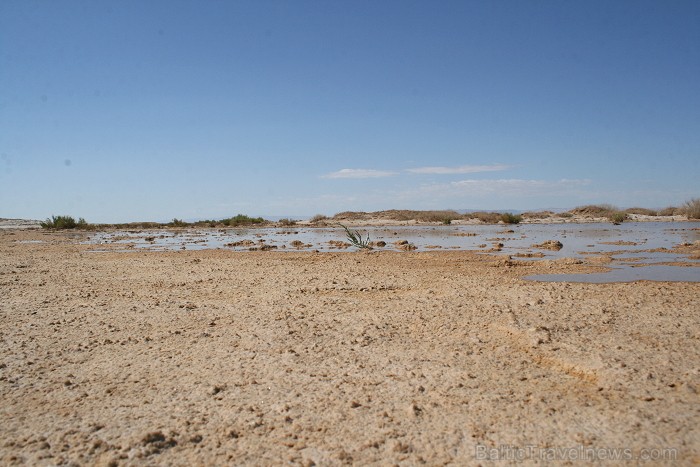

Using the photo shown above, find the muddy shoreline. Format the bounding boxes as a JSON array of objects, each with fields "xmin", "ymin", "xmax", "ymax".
[{"xmin": 1, "ymin": 229, "xmax": 698, "ymax": 465}]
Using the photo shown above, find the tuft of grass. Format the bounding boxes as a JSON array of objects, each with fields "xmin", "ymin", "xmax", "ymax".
[
  {"xmin": 221, "ymin": 214, "xmax": 265, "ymax": 227},
  {"xmin": 500, "ymin": 213, "xmax": 522, "ymax": 224},
  {"xmin": 683, "ymin": 198, "xmax": 700, "ymax": 219},
  {"xmin": 338, "ymin": 223, "xmax": 371, "ymax": 249}
]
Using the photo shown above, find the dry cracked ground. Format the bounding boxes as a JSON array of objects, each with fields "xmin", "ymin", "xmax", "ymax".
[{"xmin": 1, "ymin": 229, "xmax": 699, "ymax": 466}]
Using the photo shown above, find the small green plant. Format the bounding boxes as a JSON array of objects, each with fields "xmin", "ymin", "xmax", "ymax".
[
  {"xmin": 683, "ymin": 198, "xmax": 700, "ymax": 219},
  {"xmin": 338, "ymin": 223, "xmax": 371, "ymax": 249},
  {"xmin": 500, "ymin": 213, "xmax": 522, "ymax": 224}
]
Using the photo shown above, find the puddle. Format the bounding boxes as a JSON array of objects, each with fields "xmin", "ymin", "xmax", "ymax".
[
  {"xmin": 83, "ymin": 222, "xmax": 700, "ymax": 283},
  {"xmin": 525, "ymin": 265, "xmax": 700, "ymax": 283}
]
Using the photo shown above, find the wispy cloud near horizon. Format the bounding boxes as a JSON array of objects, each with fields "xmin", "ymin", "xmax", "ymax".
[
  {"xmin": 406, "ymin": 164, "xmax": 513, "ymax": 175},
  {"xmin": 322, "ymin": 168, "xmax": 398, "ymax": 179}
]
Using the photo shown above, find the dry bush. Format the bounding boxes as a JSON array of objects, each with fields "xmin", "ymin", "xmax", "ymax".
[
  {"xmin": 310, "ymin": 214, "xmax": 328, "ymax": 223},
  {"xmin": 658, "ymin": 206, "xmax": 680, "ymax": 216},
  {"xmin": 521, "ymin": 211, "xmax": 553, "ymax": 219},
  {"xmin": 683, "ymin": 198, "xmax": 700, "ymax": 219},
  {"xmin": 624, "ymin": 207, "xmax": 657, "ymax": 216},
  {"xmin": 375, "ymin": 210, "xmax": 462, "ymax": 222},
  {"xmin": 333, "ymin": 211, "xmax": 371, "ymax": 220},
  {"xmin": 467, "ymin": 212, "xmax": 502, "ymax": 224},
  {"xmin": 570, "ymin": 204, "xmax": 618, "ymax": 217}
]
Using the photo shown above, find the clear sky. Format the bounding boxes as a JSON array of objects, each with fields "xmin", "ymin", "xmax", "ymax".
[{"xmin": 1, "ymin": 0, "xmax": 698, "ymax": 222}]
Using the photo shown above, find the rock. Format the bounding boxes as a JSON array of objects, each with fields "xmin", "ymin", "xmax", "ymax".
[{"xmin": 532, "ymin": 240, "xmax": 563, "ymax": 250}]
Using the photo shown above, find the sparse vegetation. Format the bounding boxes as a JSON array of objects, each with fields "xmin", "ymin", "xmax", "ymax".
[
  {"xmin": 169, "ymin": 218, "xmax": 188, "ymax": 227},
  {"xmin": 683, "ymin": 198, "xmax": 700, "ymax": 219},
  {"xmin": 468, "ymin": 212, "xmax": 502, "ymax": 224},
  {"xmin": 40, "ymin": 215, "xmax": 94, "ymax": 230},
  {"xmin": 338, "ymin": 223, "xmax": 371, "ymax": 249},
  {"xmin": 570, "ymin": 204, "xmax": 618, "ymax": 217},
  {"xmin": 278, "ymin": 218, "xmax": 296, "ymax": 226},
  {"xmin": 221, "ymin": 214, "xmax": 265, "ymax": 227},
  {"xmin": 521, "ymin": 211, "xmax": 553, "ymax": 219},
  {"xmin": 624, "ymin": 207, "xmax": 657, "ymax": 216},
  {"xmin": 500, "ymin": 213, "xmax": 522, "ymax": 224},
  {"xmin": 658, "ymin": 206, "xmax": 680, "ymax": 216},
  {"xmin": 310, "ymin": 214, "xmax": 328, "ymax": 223},
  {"xmin": 609, "ymin": 211, "xmax": 627, "ymax": 224}
]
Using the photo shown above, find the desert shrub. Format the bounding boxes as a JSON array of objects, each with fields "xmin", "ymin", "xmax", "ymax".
[
  {"xmin": 467, "ymin": 212, "xmax": 501, "ymax": 223},
  {"xmin": 310, "ymin": 214, "xmax": 328, "ymax": 223},
  {"xmin": 278, "ymin": 218, "xmax": 296, "ymax": 226},
  {"xmin": 521, "ymin": 211, "xmax": 552, "ymax": 219},
  {"xmin": 570, "ymin": 204, "xmax": 618, "ymax": 217},
  {"xmin": 558, "ymin": 212, "xmax": 573, "ymax": 218},
  {"xmin": 377, "ymin": 210, "xmax": 461, "ymax": 223},
  {"xmin": 683, "ymin": 198, "xmax": 700, "ymax": 219},
  {"xmin": 41, "ymin": 215, "xmax": 77, "ymax": 229},
  {"xmin": 624, "ymin": 207, "xmax": 657, "ymax": 216},
  {"xmin": 609, "ymin": 211, "xmax": 627, "ymax": 223},
  {"xmin": 658, "ymin": 206, "xmax": 679, "ymax": 216},
  {"xmin": 221, "ymin": 214, "xmax": 265, "ymax": 226},
  {"xmin": 170, "ymin": 218, "xmax": 189, "ymax": 227},
  {"xmin": 500, "ymin": 213, "xmax": 522, "ymax": 224},
  {"xmin": 333, "ymin": 211, "xmax": 371, "ymax": 220}
]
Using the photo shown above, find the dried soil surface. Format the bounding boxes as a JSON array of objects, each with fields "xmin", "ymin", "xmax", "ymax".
[{"xmin": 1, "ymin": 229, "xmax": 699, "ymax": 465}]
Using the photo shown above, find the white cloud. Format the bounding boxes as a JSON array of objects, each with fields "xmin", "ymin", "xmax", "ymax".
[
  {"xmin": 419, "ymin": 178, "xmax": 591, "ymax": 197},
  {"xmin": 322, "ymin": 168, "xmax": 398, "ymax": 179},
  {"xmin": 406, "ymin": 164, "xmax": 513, "ymax": 175}
]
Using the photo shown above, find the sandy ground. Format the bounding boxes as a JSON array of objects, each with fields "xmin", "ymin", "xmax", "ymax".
[{"xmin": 1, "ymin": 229, "xmax": 699, "ymax": 466}]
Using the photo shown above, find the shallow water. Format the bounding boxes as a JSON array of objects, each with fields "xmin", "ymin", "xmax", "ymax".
[
  {"xmin": 525, "ymin": 265, "xmax": 700, "ymax": 283},
  {"xmin": 84, "ymin": 222, "xmax": 700, "ymax": 283}
]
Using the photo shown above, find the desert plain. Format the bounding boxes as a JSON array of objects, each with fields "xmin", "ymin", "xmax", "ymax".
[{"xmin": 1, "ymin": 226, "xmax": 699, "ymax": 466}]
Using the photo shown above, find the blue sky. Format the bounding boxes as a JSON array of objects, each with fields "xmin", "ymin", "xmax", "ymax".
[{"xmin": 1, "ymin": 0, "xmax": 698, "ymax": 222}]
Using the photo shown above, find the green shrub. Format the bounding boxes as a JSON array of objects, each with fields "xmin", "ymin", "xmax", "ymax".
[
  {"xmin": 500, "ymin": 213, "xmax": 522, "ymax": 224},
  {"xmin": 41, "ymin": 215, "xmax": 77, "ymax": 229},
  {"xmin": 170, "ymin": 218, "xmax": 189, "ymax": 227},
  {"xmin": 221, "ymin": 214, "xmax": 265, "ymax": 226}
]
